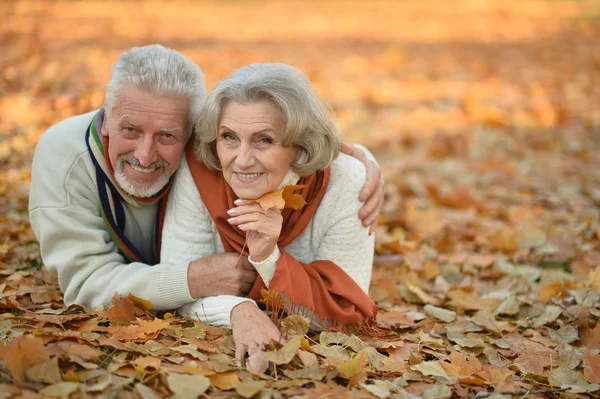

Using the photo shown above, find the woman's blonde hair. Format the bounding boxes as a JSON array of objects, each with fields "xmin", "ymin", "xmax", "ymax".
[{"xmin": 195, "ymin": 63, "xmax": 340, "ymax": 176}]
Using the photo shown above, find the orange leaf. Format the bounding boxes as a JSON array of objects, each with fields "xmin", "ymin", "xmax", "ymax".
[
  {"xmin": 0, "ymin": 335, "xmax": 50, "ymax": 382},
  {"xmin": 580, "ymin": 324, "xmax": 600, "ymax": 350},
  {"xmin": 245, "ymin": 185, "xmax": 306, "ymax": 211},
  {"xmin": 282, "ymin": 185, "xmax": 307, "ymax": 210},
  {"xmin": 584, "ymin": 349, "xmax": 600, "ymax": 384},
  {"xmin": 106, "ymin": 293, "xmax": 136, "ymax": 322}
]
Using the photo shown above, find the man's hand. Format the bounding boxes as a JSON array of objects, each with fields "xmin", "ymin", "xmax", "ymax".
[
  {"xmin": 231, "ymin": 302, "xmax": 284, "ymax": 373},
  {"xmin": 341, "ymin": 142, "xmax": 384, "ymax": 234},
  {"xmin": 187, "ymin": 253, "xmax": 257, "ymax": 298}
]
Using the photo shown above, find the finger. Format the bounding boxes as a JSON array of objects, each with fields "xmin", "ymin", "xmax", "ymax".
[
  {"xmin": 359, "ymin": 159, "xmax": 382, "ymax": 202},
  {"xmin": 230, "ymin": 202, "xmax": 265, "ymax": 216},
  {"xmin": 340, "ymin": 142, "xmax": 365, "ymax": 163},
  {"xmin": 340, "ymin": 142, "xmax": 355, "ymax": 155},
  {"xmin": 237, "ymin": 221, "xmax": 279, "ymax": 234},
  {"xmin": 228, "ymin": 212, "xmax": 263, "ymax": 226},
  {"xmin": 359, "ymin": 179, "xmax": 382, "ymax": 221},
  {"xmin": 362, "ymin": 193, "xmax": 383, "ymax": 226},
  {"xmin": 235, "ymin": 343, "xmax": 248, "ymax": 363}
]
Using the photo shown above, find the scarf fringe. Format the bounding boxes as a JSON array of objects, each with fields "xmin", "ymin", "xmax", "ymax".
[{"xmin": 259, "ymin": 289, "xmax": 389, "ymax": 339}]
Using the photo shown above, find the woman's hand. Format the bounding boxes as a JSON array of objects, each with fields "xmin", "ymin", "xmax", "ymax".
[
  {"xmin": 230, "ymin": 302, "xmax": 284, "ymax": 372},
  {"xmin": 227, "ymin": 200, "xmax": 283, "ymax": 262}
]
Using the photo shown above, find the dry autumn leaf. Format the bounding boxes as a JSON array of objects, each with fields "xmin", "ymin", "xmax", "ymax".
[
  {"xmin": 245, "ymin": 185, "xmax": 307, "ymax": 211},
  {"xmin": 2, "ymin": 2, "xmax": 600, "ymax": 398},
  {"xmin": 0, "ymin": 335, "xmax": 50, "ymax": 382}
]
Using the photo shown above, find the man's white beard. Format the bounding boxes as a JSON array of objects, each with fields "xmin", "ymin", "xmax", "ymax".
[{"xmin": 114, "ymin": 155, "xmax": 170, "ymax": 198}]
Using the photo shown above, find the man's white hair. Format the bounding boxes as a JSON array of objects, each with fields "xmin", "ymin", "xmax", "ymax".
[{"xmin": 104, "ymin": 44, "xmax": 205, "ymax": 134}]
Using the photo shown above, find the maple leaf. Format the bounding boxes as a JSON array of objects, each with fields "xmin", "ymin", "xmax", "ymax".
[
  {"xmin": 106, "ymin": 293, "xmax": 136, "ymax": 322},
  {"xmin": 584, "ymin": 349, "xmax": 600, "ymax": 384},
  {"xmin": 0, "ymin": 335, "xmax": 50, "ymax": 382},
  {"xmin": 245, "ymin": 185, "xmax": 307, "ymax": 211}
]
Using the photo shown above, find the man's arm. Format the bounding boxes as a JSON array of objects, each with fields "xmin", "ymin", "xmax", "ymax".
[
  {"xmin": 341, "ymin": 143, "xmax": 384, "ymax": 234},
  {"xmin": 29, "ymin": 125, "xmax": 253, "ymax": 311}
]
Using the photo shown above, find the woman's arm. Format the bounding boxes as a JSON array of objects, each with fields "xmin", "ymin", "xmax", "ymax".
[
  {"xmin": 230, "ymin": 153, "xmax": 376, "ymax": 327},
  {"xmin": 161, "ymin": 157, "xmax": 257, "ymax": 324}
]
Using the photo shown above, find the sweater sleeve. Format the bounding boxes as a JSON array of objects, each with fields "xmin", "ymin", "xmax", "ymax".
[
  {"xmin": 28, "ymin": 126, "xmax": 193, "ymax": 311},
  {"xmin": 160, "ymin": 157, "xmax": 254, "ymax": 327},
  {"xmin": 249, "ymin": 153, "xmax": 376, "ymax": 327}
]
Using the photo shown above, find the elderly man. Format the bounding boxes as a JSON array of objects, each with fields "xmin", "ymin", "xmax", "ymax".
[{"xmin": 28, "ymin": 44, "xmax": 383, "ymax": 316}]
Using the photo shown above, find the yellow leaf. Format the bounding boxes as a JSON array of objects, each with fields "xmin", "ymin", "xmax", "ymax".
[
  {"xmin": 128, "ymin": 293, "xmax": 153, "ymax": 311},
  {"xmin": 337, "ymin": 350, "xmax": 367, "ymax": 381},
  {"xmin": 208, "ymin": 372, "xmax": 239, "ymax": 390}
]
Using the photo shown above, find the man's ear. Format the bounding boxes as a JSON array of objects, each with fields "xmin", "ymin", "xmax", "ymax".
[{"xmin": 100, "ymin": 112, "xmax": 109, "ymax": 137}]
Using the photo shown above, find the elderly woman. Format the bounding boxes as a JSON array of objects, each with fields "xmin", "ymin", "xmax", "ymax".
[{"xmin": 161, "ymin": 63, "xmax": 377, "ymax": 363}]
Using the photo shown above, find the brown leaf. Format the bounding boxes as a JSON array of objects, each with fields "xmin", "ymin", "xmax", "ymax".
[
  {"xmin": 25, "ymin": 357, "xmax": 61, "ymax": 384},
  {"xmin": 245, "ymin": 184, "xmax": 307, "ymax": 211},
  {"xmin": 0, "ymin": 335, "xmax": 50, "ymax": 382},
  {"xmin": 106, "ymin": 293, "xmax": 136, "ymax": 322},
  {"xmin": 584, "ymin": 349, "xmax": 600, "ymax": 384},
  {"xmin": 580, "ymin": 324, "xmax": 600, "ymax": 349}
]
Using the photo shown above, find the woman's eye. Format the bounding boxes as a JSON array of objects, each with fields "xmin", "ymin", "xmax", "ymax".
[
  {"xmin": 222, "ymin": 133, "xmax": 235, "ymax": 141},
  {"xmin": 259, "ymin": 137, "xmax": 273, "ymax": 144}
]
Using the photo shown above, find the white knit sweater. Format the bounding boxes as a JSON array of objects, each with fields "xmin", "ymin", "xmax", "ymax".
[{"xmin": 160, "ymin": 153, "xmax": 375, "ymax": 328}]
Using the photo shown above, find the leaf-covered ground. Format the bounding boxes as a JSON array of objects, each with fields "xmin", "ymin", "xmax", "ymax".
[{"xmin": 1, "ymin": 1, "xmax": 600, "ymax": 397}]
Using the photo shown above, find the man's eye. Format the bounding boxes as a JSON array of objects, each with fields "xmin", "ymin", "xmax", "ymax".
[
  {"xmin": 163, "ymin": 133, "xmax": 174, "ymax": 139},
  {"xmin": 126, "ymin": 127, "xmax": 135, "ymax": 132}
]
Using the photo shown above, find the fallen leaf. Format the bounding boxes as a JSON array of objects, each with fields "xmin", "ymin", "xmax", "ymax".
[
  {"xmin": 38, "ymin": 382, "xmax": 79, "ymax": 398},
  {"xmin": 135, "ymin": 383, "xmax": 162, "ymax": 399},
  {"xmin": 548, "ymin": 364, "xmax": 600, "ymax": 393},
  {"xmin": 208, "ymin": 372, "xmax": 239, "ymax": 390},
  {"xmin": 167, "ymin": 373, "xmax": 211, "ymax": 399},
  {"xmin": 232, "ymin": 380, "xmax": 267, "ymax": 398},
  {"xmin": 584, "ymin": 349, "xmax": 600, "ymax": 384},
  {"xmin": 337, "ymin": 350, "xmax": 368, "ymax": 386},
  {"xmin": 0, "ymin": 335, "xmax": 50, "ymax": 382},
  {"xmin": 25, "ymin": 357, "xmax": 61, "ymax": 384},
  {"xmin": 424, "ymin": 304, "xmax": 456, "ymax": 323},
  {"xmin": 266, "ymin": 335, "xmax": 302, "ymax": 365},
  {"xmin": 106, "ymin": 293, "xmax": 136, "ymax": 322},
  {"xmin": 128, "ymin": 293, "xmax": 153, "ymax": 311}
]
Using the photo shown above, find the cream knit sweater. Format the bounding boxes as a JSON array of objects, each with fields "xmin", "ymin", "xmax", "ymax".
[{"xmin": 161, "ymin": 153, "xmax": 375, "ymax": 328}]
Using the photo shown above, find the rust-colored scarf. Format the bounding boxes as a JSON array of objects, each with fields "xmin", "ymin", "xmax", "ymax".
[{"xmin": 185, "ymin": 144, "xmax": 376, "ymax": 327}]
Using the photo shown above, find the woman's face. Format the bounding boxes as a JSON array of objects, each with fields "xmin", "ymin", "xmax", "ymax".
[{"xmin": 216, "ymin": 100, "xmax": 299, "ymax": 200}]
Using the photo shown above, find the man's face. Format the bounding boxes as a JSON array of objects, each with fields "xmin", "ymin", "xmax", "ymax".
[{"xmin": 101, "ymin": 85, "xmax": 190, "ymax": 197}]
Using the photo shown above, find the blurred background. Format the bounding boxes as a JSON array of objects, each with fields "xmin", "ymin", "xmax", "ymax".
[{"xmin": 1, "ymin": 0, "xmax": 599, "ymax": 275}]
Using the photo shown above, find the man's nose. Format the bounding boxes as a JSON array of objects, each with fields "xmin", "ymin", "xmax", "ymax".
[{"xmin": 133, "ymin": 136, "xmax": 158, "ymax": 167}]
